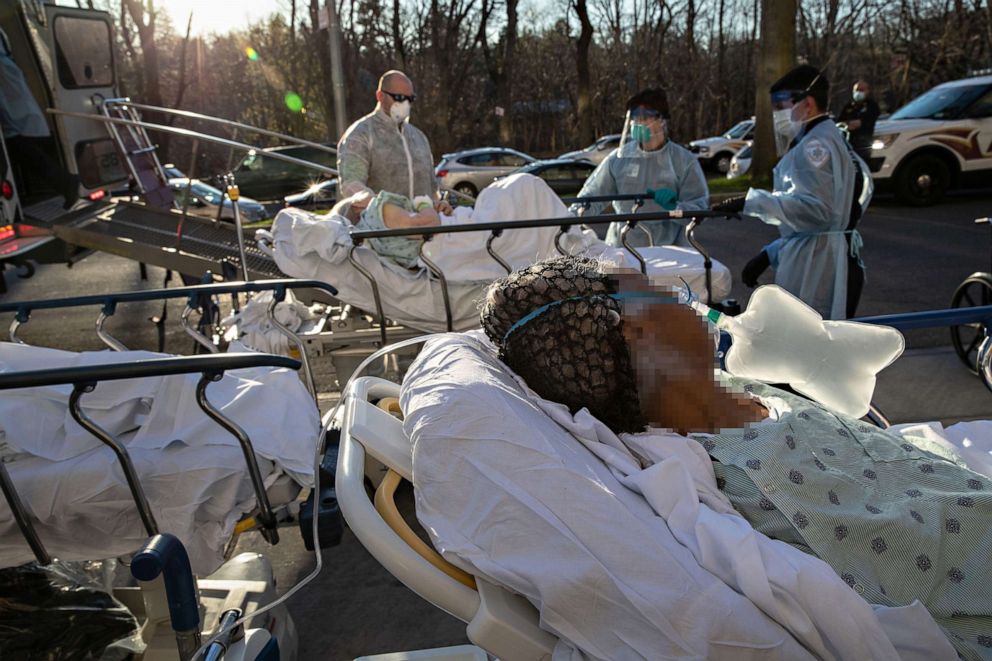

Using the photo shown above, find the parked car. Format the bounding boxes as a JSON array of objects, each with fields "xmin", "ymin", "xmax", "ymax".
[
  {"xmin": 688, "ymin": 118, "xmax": 754, "ymax": 174},
  {"xmin": 435, "ymin": 147, "xmax": 536, "ymax": 197},
  {"xmin": 169, "ymin": 178, "xmax": 268, "ymax": 222},
  {"xmin": 868, "ymin": 74, "xmax": 992, "ymax": 205},
  {"xmin": 229, "ymin": 144, "xmax": 336, "ymax": 201},
  {"xmin": 558, "ymin": 134, "xmax": 622, "ymax": 165},
  {"xmin": 284, "ymin": 178, "xmax": 338, "ymax": 210},
  {"xmin": 727, "ymin": 143, "xmax": 752, "ymax": 179},
  {"xmin": 497, "ymin": 159, "xmax": 598, "ymax": 197}
]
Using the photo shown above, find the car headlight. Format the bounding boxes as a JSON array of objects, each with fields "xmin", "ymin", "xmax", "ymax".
[{"xmin": 871, "ymin": 134, "xmax": 899, "ymax": 151}]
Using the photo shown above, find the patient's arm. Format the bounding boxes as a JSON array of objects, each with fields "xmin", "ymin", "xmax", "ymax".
[{"xmin": 381, "ymin": 202, "xmax": 441, "ymax": 229}]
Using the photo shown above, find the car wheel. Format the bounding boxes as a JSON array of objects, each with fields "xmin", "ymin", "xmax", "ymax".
[
  {"xmin": 454, "ymin": 182, "xmax": 478, "ymax": 197},
  {"xmin": 714, "ymin": 153, "xmax": 732, "ymax": 174},
  {"xmin": 894, "ymin": 154, "xmax": 950, "ymax": 206}
]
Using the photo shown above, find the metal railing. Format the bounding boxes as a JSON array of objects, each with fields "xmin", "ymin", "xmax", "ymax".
[
  {"xmin": 0, "ymin": 278, "xmax": 338, "ymax": 401},
  {"xmin": 347, "ymin": 209, "xmax": 736, "ymax": 340},
  {"xmin": 0, "ymin": 352, "xmax": 302, "ymax": 566}
]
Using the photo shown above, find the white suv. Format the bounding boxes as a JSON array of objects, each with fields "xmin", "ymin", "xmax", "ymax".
[
  {"xmin": 688, "ymin": 118, "xmax": 754, "ymax": 174},
  {"xmin": 869, "ymin": 74, "xmax": 992, "ymax": 205}
]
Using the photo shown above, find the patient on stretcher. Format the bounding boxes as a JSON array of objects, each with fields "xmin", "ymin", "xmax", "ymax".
[
  {"xmin": 479, "ymin": 255, "xmax": 992, "ymax": 659},
  {"xmin": 336, "ymin": 190, "xmax": 440, "ymax": 268}
]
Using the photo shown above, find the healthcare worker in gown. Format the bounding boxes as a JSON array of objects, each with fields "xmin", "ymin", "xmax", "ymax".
[
  {"xmin": 569, "ymin": 88, "xmax": 709, "ymax": 248},
  {"xmin": 715, "ymin": 65, "xmax": 872, "ymax": 320}
]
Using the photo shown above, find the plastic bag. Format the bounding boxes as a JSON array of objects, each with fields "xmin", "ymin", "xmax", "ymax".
[{"xmin": 0, "ymin": 561, "xmax": 140, "ymax": 660}]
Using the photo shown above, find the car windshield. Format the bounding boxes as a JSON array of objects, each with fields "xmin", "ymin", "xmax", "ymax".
[
  {"xmin": 890, "ymin": 84, "xmax": 990, "ymax": 120},
  {"xmin": 724, "ymin": 121, "xmax": 752, "ymax": 139},
  {"xmin": 190, "ymin": 181, "xmax": 223, "ymax": 204}
]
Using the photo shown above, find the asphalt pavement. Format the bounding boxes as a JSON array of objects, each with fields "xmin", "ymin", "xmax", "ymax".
[{"xmin": 2, "ymin": 191, "xmax": 992, "ymax": 658}]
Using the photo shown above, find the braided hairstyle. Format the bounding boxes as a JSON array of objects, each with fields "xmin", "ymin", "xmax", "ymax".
[{"xmin": 480, "ymin": 256, "xmax": 645, "ymax": 434}]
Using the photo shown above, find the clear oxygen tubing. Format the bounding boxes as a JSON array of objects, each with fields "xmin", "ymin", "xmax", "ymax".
[{"xmin": 189, "ymin": 333, "xmax": 443, "ymax": 660}]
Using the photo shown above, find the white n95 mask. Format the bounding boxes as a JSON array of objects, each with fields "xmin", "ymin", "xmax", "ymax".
[
  {"xmin": 772, "ymin": 108, "xmax": 801, "ymax": 156},
  {"xmin": 390, "ymin": 100, "xmax": 411, "ymax": 123}
]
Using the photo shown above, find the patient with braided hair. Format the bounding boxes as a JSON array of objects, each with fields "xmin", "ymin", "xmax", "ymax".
[{"xmin": 479, "ymin": 255, "xmax": 992, "ymax": 659}]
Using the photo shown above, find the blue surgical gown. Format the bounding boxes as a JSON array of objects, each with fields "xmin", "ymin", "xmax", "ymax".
[
  {"xmin": 570, "ymin": 140, "xmax": 710, "ymax": 248},
  {"xmin": 743, "ymin": 119, "xmax": 872, "ymax": 319}
]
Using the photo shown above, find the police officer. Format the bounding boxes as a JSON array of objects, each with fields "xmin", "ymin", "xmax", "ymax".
[
  {"xmin": 838, "ymin": 80, "xmax": 881, "ymax": 162},
  {"xmin": 569, "ymin": 88, "xmax": 709, "ymax": 248},
  {"xmin": 715, "ymin": 65, "xmax": 871, "ymax": 319}
]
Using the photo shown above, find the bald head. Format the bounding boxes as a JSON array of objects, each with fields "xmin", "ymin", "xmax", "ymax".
[
  {"xmin": 375, "ymin": 70, "xmax": 415, "ymax": 114},
  {"xmin": 854, "ymin": 80, "xmax": 871, "ymax": 93}
]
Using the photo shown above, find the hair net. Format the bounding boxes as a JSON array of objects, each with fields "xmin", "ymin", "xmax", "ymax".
[{"xmin": 481, "ymin": 256, "xmax": 645, "ymax": 434}]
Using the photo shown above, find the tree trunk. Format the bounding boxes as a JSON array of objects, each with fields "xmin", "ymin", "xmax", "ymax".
[
  {"xmin": 751, "ymin": 0, "xmax": 796, "ymax": 183},
  {"xmin": 574, "ymin": 0, "xmax": 594, "ymax": 145},
  {"xmin": 499, "ymin": 0, "xmax": 518, "ymax": 145}
]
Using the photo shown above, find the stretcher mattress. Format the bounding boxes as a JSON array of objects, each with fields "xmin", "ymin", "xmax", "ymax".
[{"xmin": 0, "ymin": 344, "xmax": 319, "ymax": 574}]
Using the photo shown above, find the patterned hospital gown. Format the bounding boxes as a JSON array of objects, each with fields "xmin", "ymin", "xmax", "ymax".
[
  {"xmin": 353, "ymin": 190, "xmax": 423, "ymax": 269},
  {"xmin": 698, "ymin": 378, "xmax": 992, "ymax": 661}
]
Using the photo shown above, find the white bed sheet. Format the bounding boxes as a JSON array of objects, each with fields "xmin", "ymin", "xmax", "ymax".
[
  {"xmin": 266, "ymin": 174, "xmax": 731, "ymax": 333},
  {"xmin": 400, "ymin": 332, "xmax": 955, "ymax": 661},
  {"xmin": 0, "ymin": 344, "xmax": 320, "ymax": 574}
]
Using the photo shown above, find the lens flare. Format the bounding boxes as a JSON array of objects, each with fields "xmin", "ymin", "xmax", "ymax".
[
  {"xmin": 284, "ymin": 92, "xmax": 304, "ymax": 113},
  {"xmin": 245, "ymin": 47, "xmax": 259, "ymax": 61}
]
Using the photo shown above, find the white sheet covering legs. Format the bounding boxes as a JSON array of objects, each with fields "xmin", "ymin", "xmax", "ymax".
[
  {"xmin": 400, "ymin": 333, "xmax": 956, "ymax": 661},
  {"xmin": 0, "ymin": 343, "xmax": 319, "ymax": 574},
  {"xmin": 266, "ymin": 174, "xmax": 731, "ymax": 332}
]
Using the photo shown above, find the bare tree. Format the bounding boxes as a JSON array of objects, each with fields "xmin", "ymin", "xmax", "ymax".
[
  {"xmin": 751, "ymin": 0, "xmax": 796, "ymax": 182},
  {"xmin": 572, "ymin": 0, "xmax": 594, "ymax": 145}
]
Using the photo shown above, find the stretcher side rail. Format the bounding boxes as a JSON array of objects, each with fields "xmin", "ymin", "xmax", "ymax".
[
  {"xmin": 47, "ymin": 109, "xmax": 338, "ymax": 179},
  {"xmin": 348, "ymin": 209, "xmax": 737, "ymax": 338},
  {"xmin": 0, "ymin": 352, "xmax": 301, "ymax": 566},
  {"xmin": 0, "ymin": 278, "xmax": 338, "ymax": 400},
  {"xmin": 101, "ymin": 99, "xmax": 338, "ymax": 158}
]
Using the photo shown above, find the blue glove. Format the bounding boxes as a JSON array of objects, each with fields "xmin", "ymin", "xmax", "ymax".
[{"xmin": 648, "ymin": 187, "xmax": 678, "ymax": 210}]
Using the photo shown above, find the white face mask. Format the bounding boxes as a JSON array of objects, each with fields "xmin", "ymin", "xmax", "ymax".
[
  {"xmin": 853, "ymin": 90, "xmax": 866, "ymax": 102},
  {"xmin": 389, "ymin": 100, "xmax": 411, "ymax": 123},
  {"xmin": 772, "ymin": 107, "xmax": 801, "ymax": 156}
]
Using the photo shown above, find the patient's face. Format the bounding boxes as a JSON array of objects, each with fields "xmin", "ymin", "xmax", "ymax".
[{"xmin": 616, "ymin": 276, "xmax": 718, "ymax": 419}]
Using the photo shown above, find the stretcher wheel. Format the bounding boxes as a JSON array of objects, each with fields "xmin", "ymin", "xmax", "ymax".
[{"xmin": 950, "ymin": 273, "xmax": 992, "ymax": 373}]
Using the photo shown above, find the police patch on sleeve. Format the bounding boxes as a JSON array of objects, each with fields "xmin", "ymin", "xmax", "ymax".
[{"xmin": 804, "ymin": 139, "xmax": 830, "ymax": 168}]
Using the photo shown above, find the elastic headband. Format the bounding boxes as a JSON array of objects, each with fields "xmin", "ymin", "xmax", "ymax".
[{"xmin": 501, "ymin": 291, "xmax": 676, "ymax": 344}]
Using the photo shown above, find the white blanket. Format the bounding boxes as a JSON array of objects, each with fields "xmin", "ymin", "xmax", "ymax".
[
  {"xmin": 0, "ymin": 343, "xmax": 319, "ymax": 574},
  {"xmin": 400, "ymin": 332, "xmax": 956, "ymax": 661},
  {"xmin": 266, "ymin": 174, "xmax": 731, "ymax": 332}
]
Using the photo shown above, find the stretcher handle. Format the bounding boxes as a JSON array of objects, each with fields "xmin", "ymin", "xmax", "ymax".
[
  {"xmin": 685, "ymin": 218, "xmax": 714, "ymax": 305},
  {"xmin": 70, "ymin": 383, "xmax": 160, "ymax": 536},
  {"xmin": 0, "ymin": 353, "xmax": 301, "ymax": 390},
  {"xmin": 347, "ymin": 243, "xmax": 389, "ymax": 345},
  {"xmin": 620, "ymin": 221, "xmax": 647, "ymax": 275},
  {"xmin": 0, "ymin": 278, "xmax": 338, "ymax": 319},
  {"xmin": 419, "ymin": 238, "xmax": 453, "ymax": 332},
  {"xmin": 561, "ymin": 192, "xmax": 654, "ymax": 205},
  {"xmin": 486, "ymin": 230, "xmax": 512, "ymax": 274},
  {"xmin": 196, "ymin": 372, "xmax": 280, "ymax": 544},
  {"xmin": 0, "ymin": 461, "xmax": 51, "ymax": 565},
  {"xmin": 131, "ymin": 533, "xmax": 203, "ymax": 661},
  {"xmin": 349, "ymin": 209, "xmax": 735, "ymax": 240}
]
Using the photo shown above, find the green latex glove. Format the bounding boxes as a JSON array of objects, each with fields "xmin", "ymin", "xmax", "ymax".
[{"xmin": 648, "ymin": 187, "xmax": 678, "ymax": 210}]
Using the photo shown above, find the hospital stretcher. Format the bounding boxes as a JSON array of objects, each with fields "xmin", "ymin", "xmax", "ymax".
[
  {"xmin": 0, "ymin": 352, "xmax": 310, "ymax": 661},
  {"xmin": 334, "ymin": 304, "xmax": 992, "ymax": 660},
  {"xmin": 321, "ymin": 207, "xmax": 740, "ymax": 344}
]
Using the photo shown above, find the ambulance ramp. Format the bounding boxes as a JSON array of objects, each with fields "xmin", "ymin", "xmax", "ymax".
[{"xmin": 44, "ymin": 200, "xmax": 283, "ymax": 279}]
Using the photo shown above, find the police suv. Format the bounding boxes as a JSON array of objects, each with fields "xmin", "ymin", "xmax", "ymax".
[{"xmin": 869, "ymin": 74, "xmax": 992, "ymax": 205}]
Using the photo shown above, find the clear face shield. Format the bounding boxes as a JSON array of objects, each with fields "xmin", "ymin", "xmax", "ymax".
[
  {"xmin": 770, "ymin": 90, "xmax": 804, "ymax": 157},
  {"xmin": 618, "ymin": 107, "xmax": 668, "ymax": 157}
]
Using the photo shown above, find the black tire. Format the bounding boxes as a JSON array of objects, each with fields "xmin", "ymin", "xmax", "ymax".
[
  {"xmin": 950, "ymin": 273, "xmax": 992, "ymax": 373},
  {"xmin": 894, "ymin": 154, "xmax": 950, "ymax": 206},
  {"xmin": 454, "ymin": 182, "xmax": 477, "ymax": 197},
  {"xmin": 713, "ymin": 152, "xmax": 733, "ymax": 175}
]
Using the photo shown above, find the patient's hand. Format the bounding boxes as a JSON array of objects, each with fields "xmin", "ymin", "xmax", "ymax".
[
  {"xmin": 435, "ymin": 199, "xmax": 454, "ymax": 216},
  {"xmin": 382, "ymin": 202, "xmax": 441, "ymax": 229}
]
